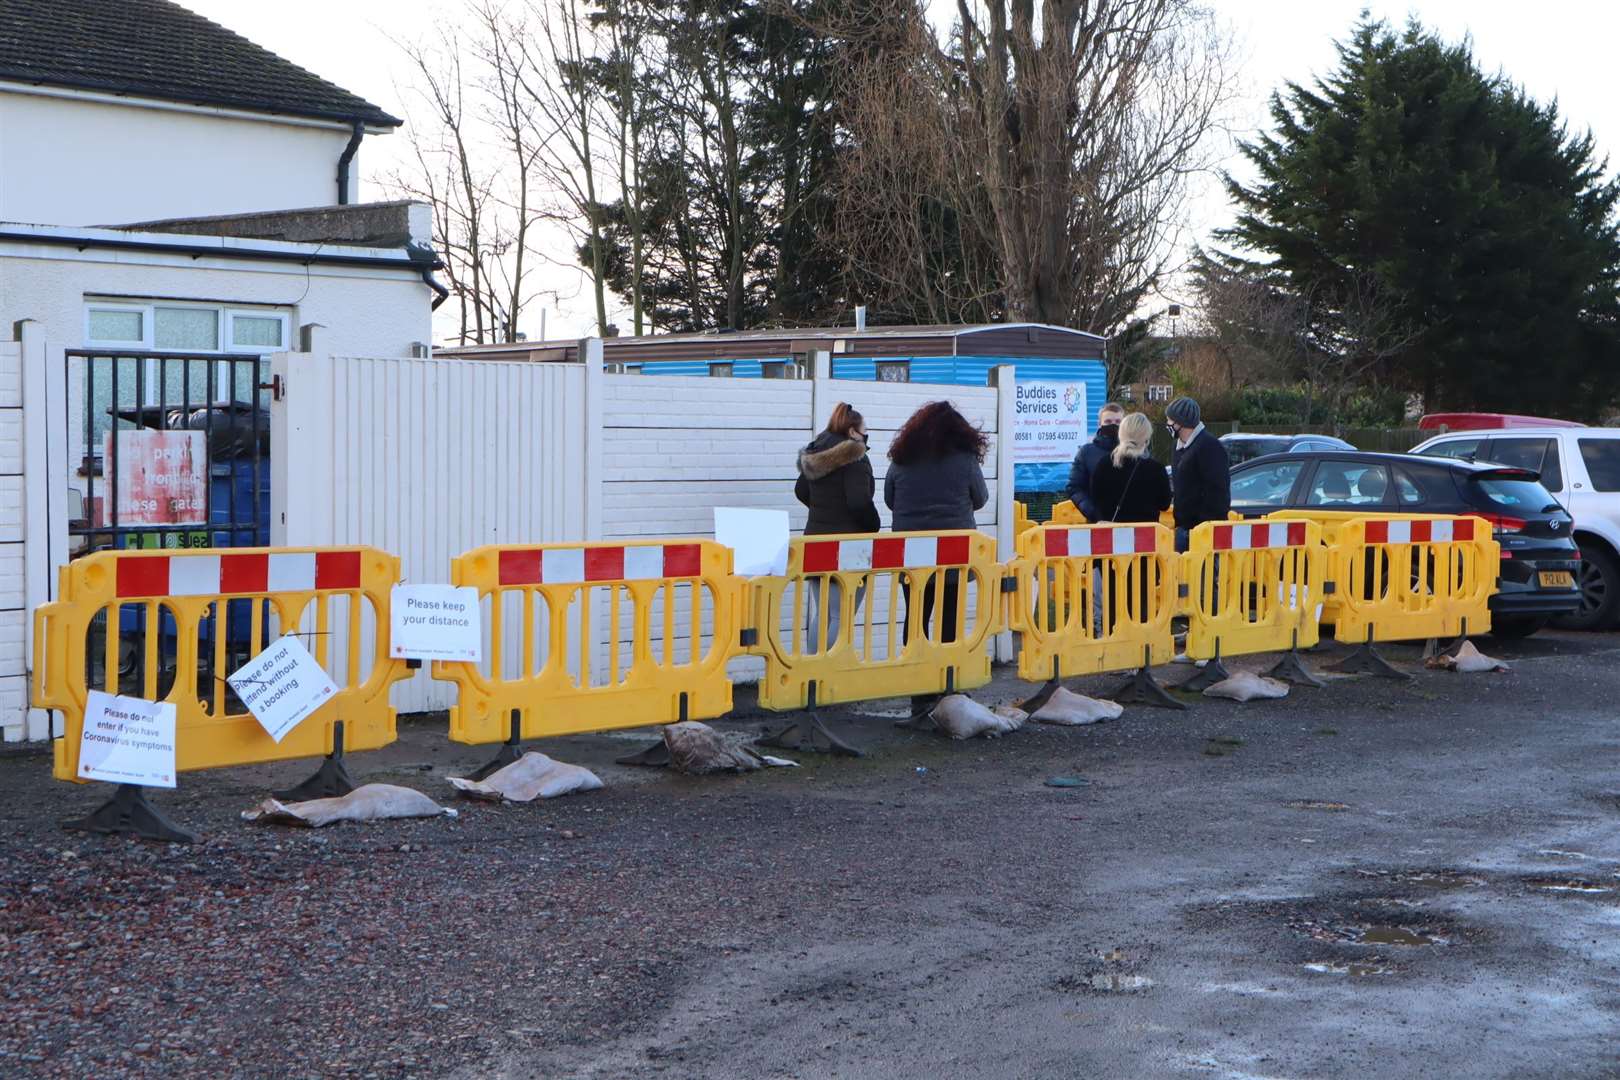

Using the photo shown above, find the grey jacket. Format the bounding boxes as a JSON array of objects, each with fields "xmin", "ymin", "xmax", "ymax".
[{"xmin": 884, "ymin": 451, "xmax": 989, "ymax": 532}]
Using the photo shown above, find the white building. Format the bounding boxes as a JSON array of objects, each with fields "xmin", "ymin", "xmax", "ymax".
[{"xmin": 0, "ymin": 0, "xmax": 443, "ymax": 740}]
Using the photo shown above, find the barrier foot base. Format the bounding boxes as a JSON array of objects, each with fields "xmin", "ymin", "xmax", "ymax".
[
  {"xmin": 1176, "ymin": 657, "xmax": 1231, "ymax": 692},
  {"xmin": 1266, "ymin": 649, "xmax": 1326, "ymax": 688},
  {"xmin": 1327, "ymin": 642, "xmax": 1410, "ymax": 681},
  {"xmin": 615, "ymin": 739, "xmax": 672, "ymax": 768},
  {"xmin": 758, "ymin": 713, "xmax": 864, "ymax": 757},
  {"xmin": 272, "ymin": 754, "xmax": 357, "ymax": 802},
  {"xmin": 468, "ymin": 742, "xmax": 528, "ymax": 780},
  {"xmin": 65, "ymin": 784, "xmax": 197, "ymax": 844},
  {"xmin": 1108, "ymin": 667, "xmax": 1186, "ymax": 711},
  {"xmin": 468, "ymin": 710, "xmax": 530, "ymax": 779},
  {"xmin": 895, "ymin": 693, "xmax": 944, "ymax": 731},
  {"xmin": 1017, "ymin": 680, "xmax": 1060, "ymax": 715}
]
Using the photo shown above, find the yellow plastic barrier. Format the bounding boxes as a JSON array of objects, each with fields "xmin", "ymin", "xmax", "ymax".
[
  {"xmin": 1181, "ymin": 520, "xmax": 1325, "ymax": 663},
  {"xmin": 1051, "ymin": 498, "xmax": 1181, "ymax": 531},
  {"xmin": 1013, "ymin": 500, "xmax": 1035, "ymax": 542},
  {"xmin": 33, "ymin": 547, "xmax": 409, "ymax": 783},
  {"xmin": 1007, "ymin": 522, "xmax": 1179, "ymax": 681},
  {"xmin": 751, "ymin": 530, "xmax": 1001, "ymax": 713},
  {"xmin": 1291, "ymin": 514, "xmax": 1498, "ymax": 643},
  {"xmin": 433, "ymin": 540, "xmax": 743, "ymax": 746},
  {"xmin": 1270, "ymin": 508, "xmax": 1496, "ymax": 637}
]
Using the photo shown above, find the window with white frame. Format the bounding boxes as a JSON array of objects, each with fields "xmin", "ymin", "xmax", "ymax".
[
  {"xmin": 85, "ymin": 301, "xmax": 289, "ymax": 354},
  {"xmin": 80, "ymin": 300, "xmax": 290, "ymax": 461}
]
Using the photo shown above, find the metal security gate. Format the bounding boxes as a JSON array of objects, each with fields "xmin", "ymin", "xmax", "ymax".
[
  {"xmin": 66, "ymin": 349, "xmax": 269, "ymax": 557},
  {"xmin": 64, "ymin": 349, "xmax": 271, "ymax": 700}
]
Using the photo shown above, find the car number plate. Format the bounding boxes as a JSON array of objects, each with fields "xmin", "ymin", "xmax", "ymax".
[{"xmin": 1539, "ymin": 571, "xmax": 1575, "ymax": 589}]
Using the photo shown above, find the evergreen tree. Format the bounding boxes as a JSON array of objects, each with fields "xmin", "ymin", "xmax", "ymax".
[{"xmin": 1218, "ymin": 18, "xmax": 1620, "ymax": 416}]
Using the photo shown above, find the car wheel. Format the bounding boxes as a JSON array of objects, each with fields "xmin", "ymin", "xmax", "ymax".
[
  {"xmin": 1491, "ymin": 616, "xmax": 1548, "ymax": 639},
  {"xmin": 1553, "ymin": 542, "xmax": 1620, "ymax": 632}
]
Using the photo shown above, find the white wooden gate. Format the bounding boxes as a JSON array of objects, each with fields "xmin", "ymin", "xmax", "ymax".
[{"xmin": 273, "ymin": 345, "xmax": 596, "ymax": 711}]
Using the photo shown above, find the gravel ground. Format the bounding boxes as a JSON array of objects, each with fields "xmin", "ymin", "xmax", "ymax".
[{"xmin": 2, "ymin": 632, "xmax": 1619, "ymax": 1079}]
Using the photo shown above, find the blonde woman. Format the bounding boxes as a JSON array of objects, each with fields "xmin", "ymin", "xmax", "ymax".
[{"xmin": 1089, "ymin": 412, "xmax": 1171, "ymax": 523}]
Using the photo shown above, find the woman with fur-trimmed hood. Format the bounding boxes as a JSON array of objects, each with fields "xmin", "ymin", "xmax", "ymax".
[{"xmin": 795, "ymin": 403, "xmax": 880, "ymax": 651}]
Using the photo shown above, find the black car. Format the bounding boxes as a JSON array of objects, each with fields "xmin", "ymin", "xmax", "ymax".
[
  {"xmin": 1228, "ymin": 451, "xmax": 1580, "ymax": 637},
  {"xmin": 1221, "ymin": 432, "xmax": 1355, "ymax": 465}
]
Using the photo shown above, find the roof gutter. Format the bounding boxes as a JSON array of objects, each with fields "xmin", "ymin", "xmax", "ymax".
[
  {"xmin": 0, "ymin": 227, "xmax": 453, "ymax": 308},
  {"xmin": 336, "ymin": 120, "xmax": 364, "ymax": 205}
]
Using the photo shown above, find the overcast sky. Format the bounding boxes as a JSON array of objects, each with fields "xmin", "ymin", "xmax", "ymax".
[{"xmin": 183, "ymin": 0, "xmax": 1620, "ymax": 340}]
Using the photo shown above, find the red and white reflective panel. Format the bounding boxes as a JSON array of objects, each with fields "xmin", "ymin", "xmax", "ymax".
[
  {"xmin": 1210, "ymin": 522, "xmax": 1309, "ymax": 550},
  {"xmin": 801, "ymin": 535, "xmax": 972, "ymax": 574},
  {"xmin": 1042, "ymin": 526, "xmax": 1160, "ymax": 559},
  {"xmin": 498, "ymin": 543, "xmax": 703, "ymax": 586},
  {"xmin": 116, "ymin": 551, "xmax": 362, "ymax": 599},
  {"xmin": 1364, "ymin": 518, "xmax": 1473, "ymax": 545}
]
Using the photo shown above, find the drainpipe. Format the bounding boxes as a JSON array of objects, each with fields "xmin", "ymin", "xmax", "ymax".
[
  {"xmin": 420, "ymin": 264, "xmax": 450, "ymax": 309},
  {"xmin": 336, "ymin": 120, "xmax": 364, "ymax": 205}
]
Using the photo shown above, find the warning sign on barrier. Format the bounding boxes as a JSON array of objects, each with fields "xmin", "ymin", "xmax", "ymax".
[
  {"xmin": 228, "ymin": 636, "xmax": 339, "ymax": 743},
  {"xmin": 78, "ymin": 690, "xmax": 178, "ymax": 787},
  {"xmin": 390, "ymin": 584, "xmax": 482, "ymax": 662}
]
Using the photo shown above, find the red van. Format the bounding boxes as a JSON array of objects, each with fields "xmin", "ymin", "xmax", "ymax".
[{"xmin": 1419, "ymin": 412, "xmax": 1585, "ymax": 432}]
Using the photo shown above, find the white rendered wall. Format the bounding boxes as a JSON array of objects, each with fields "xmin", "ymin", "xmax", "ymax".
[{"xmin": 0, "ymin": 89, "xmax": 359, "ymax": 226}]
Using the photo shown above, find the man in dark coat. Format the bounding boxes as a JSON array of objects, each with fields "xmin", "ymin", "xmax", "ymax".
[
  {"xmin": 1167, "ymin": 396, "xmax": 1230, "ymax": 551},
  {"xmin": 1064, "ymin": 402, "xmax": 1124, "ymax": 520}
]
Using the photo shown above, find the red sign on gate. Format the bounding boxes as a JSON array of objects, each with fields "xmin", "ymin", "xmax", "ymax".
[{"xmin": 102, "ymin": 430, "xmax": 208, "ymax": 527}]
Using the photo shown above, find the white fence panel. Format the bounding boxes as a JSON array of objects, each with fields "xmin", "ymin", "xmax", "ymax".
[{"xmin": 275, "ymin": 350, "xmax": 589, "ymax": 713}]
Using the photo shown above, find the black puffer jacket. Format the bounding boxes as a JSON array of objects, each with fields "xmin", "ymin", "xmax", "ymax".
[
  {"xmin": 884, "ymin": 450, "xmax": 989, "ymax": 532},
  {"xmin": 1065, "ymin": 425, "xmax": 1119, "ymax": 520},
  {"xmin": 795, "ymin": 432, "xmax": 880, "ymax": 535}
]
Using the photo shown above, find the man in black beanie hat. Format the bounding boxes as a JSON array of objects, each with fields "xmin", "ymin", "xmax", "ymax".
[{"xmin": 1166, "ymin": 396, "xmax": 1229, "ymax": 551}]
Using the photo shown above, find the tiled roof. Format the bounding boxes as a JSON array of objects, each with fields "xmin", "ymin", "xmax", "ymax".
[{"xmin": 0, "ymin": 0, "xmax": 400, "ymax": 126}]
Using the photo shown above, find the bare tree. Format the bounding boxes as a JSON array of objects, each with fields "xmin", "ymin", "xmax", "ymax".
[
  {"xmin": 1303, "ymin": 274, "xmax": 1420, "ymax": 433},
  {"xmin": 389, "ymin": 31, "xmax": 505, "ymax": 345},
  {"xmin": 1194, "ymin": 258, "xmax": 1418, "ymax": 431},
  {"xmin": 484, "ymin": 0, "xmax": 615, "ymax": 334},
  {"xmin": 829, "ymin": 0, "xmax": 1234, "ymax": 334},
  {"xmin": 598, "ymin": 0, "xmax": 658, "ymax": 334}
]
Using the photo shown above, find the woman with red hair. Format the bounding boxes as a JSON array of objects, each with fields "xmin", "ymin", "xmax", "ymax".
[{"xmin": 885, "ymin": 401, "xmax": 989, "ymax": 713}]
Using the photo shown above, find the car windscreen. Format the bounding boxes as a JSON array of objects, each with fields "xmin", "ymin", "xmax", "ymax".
[
  {"xmin": 1467, "ymin": 475, "xmax": 1562, "ymax": 515},
  {"xmin": 1225, "ymin": 437, "xmax": 1291, "ymax": 464}
]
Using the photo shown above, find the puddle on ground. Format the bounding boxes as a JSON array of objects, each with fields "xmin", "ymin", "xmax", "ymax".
[
  {"xmin": 1083, "ymin": 974, "xmax": 1154, "ymax": 992},
  {"xmin": 1295, "ymin": 919, "xmax": 1446, "ymax": 946},
  {"xmin": 1525, "ymin": 877, "xmax": 1614, "ymax": 894},
  {"xmin": 1286, "ymin": 800, "xmax": 1351, "ymax": 811},
  {"xmin": 1354, "ymin": 869, "xmax": 1484, "ymax": 890},
  {"xmin": 1356, "ymin": 925, "xmax": 1443, "ymax": 946},
  {"xmin": 1302, "ymin": 961, "xmax": 1393, "ymax": 977},
  {"xmin": 1536, "ymin": 849, "xmax": 1590, "ymax": 861}
]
